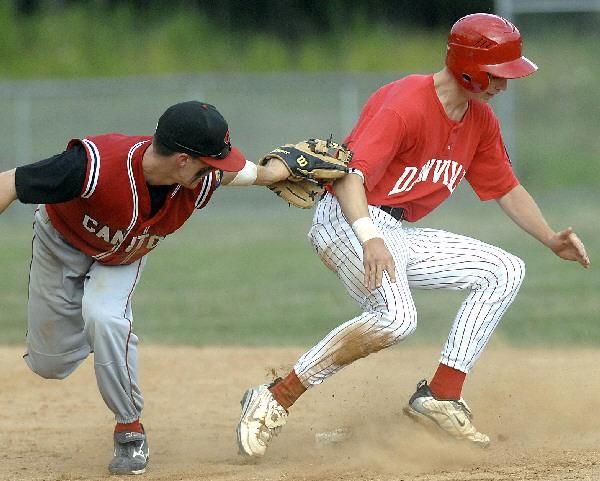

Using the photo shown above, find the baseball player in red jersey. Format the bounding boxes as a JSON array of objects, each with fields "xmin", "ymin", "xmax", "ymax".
[
  {"xmin": 237, "ymin": 13, "xmax": 590, "ymax": 456},
  {"xmin": 0, "ymin": 101, "xmax": 290, "ymax": 475}
]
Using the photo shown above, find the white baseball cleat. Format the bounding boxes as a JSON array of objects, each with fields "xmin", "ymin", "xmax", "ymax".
[
  {"xmin": 403, "ymin": 379, "xmax": 490, "ymax": 448},
  {"xmin": 236, "ymin": 383, "xmax": 288, "ymax": 456}
]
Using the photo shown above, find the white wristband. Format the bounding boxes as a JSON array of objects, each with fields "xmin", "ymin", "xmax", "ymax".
[
  {"xmin": 351, "ymin": 217, "xmax": 381, "ymax": 245},
  {"xmin": 227, "ymin": 160, "xmax": 258, "ymax": 186},
  {"xmin": 349, "ymin": 168, "xmax": 366, "ymax": 184}
]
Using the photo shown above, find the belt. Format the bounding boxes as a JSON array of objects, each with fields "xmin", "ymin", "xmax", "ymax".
[{"xmin": 377, "ymin": 205, "xmax": 405, "ymax": 221}]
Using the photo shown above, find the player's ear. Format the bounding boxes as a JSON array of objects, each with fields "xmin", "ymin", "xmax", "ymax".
[{"xmin": 175, "ymin": 152, "xmax": 190, "ymax": 168}]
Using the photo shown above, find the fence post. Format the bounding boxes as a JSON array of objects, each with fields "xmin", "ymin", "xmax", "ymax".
[
  {"xmin": 339, "ymin": 81, "xmax": 359, "ymax": 139},
  {"xmin": 15, "ymin": 90, "xmax": 33, "ymax": 165}
]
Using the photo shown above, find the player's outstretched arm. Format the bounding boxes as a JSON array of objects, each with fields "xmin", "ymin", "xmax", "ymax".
[
  {"xmin": 496, "ymin": 184, "xmax": 590, "ymax": 268},
  {"xmin": 221, "ymin": 158, "xmax": 289, "ymax": 186},
  {"xmin": 0, "ymin": 169, "xmax": 18, "ymax": 215}
]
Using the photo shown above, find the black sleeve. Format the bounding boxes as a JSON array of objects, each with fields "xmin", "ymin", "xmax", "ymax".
[{"xmin": 14, "ymin": 143, "xmax": 88, "ymax": 204}]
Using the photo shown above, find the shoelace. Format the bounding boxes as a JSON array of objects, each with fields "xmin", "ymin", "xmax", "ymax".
[
  {"xmin": 115, "ymin": 440, "xmax": 146, "ymax": 458},
  {"xmin": 452, "ymin": 399, "xmax": 473, "ymax": 420}
]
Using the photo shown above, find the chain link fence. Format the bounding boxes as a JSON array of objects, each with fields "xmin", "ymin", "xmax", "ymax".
[{"xmin": 0, "ymin": 73, "xmax": 402, "ymax": 169}]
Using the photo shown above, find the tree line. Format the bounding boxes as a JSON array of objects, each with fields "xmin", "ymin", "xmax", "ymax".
[{"xmin": 14, "ymin": 0, "xmax": 495, "ymax": 37}]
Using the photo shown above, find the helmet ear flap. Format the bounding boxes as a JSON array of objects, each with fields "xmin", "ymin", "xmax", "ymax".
[
  {"xmin": 446, "ymin": 49, "xmax": 490, "ymax": 93},
  {"xmin": 462, "ymin": 70, "xmax": 490, "ymax": 93}
]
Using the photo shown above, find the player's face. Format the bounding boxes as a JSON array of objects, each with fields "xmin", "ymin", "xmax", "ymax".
[
  {"xmin": 178, "ymin": 156, "xmax": 215, "ymax": 188},
  {"xmin": 477, "ymin": 75, "xmax": 508, "ymax": 102}
]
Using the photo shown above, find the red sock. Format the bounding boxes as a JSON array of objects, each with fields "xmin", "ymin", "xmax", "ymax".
[
  {"xmin": 428, "ymin": 363, "xmax": 466, "ymax": 400},
  {"xmin": 269, "ymin": 370, "xmax": 307, "ymax": 410},
  {"xmin": 115, "ymin": 419, "xmax": 143, "ymax": 433}
]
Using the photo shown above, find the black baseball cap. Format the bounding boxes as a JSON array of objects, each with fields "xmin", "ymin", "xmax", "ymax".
[{"xmin": 154, "ymin": 101, "xmax": 246, "ymax": 172}]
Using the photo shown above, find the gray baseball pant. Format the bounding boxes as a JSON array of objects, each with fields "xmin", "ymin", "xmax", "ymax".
[{"xmin": 24, "ymin": 205, "xmax": 146, "ymax": 423}]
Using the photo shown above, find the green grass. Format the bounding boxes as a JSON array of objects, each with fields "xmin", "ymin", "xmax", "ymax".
[{"xmin": 1, "ymin": 187, "xmax": 597, "ymax": 347}]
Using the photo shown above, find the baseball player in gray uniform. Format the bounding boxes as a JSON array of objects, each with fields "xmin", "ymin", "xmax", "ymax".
[
  {"xmin": 236, "ymin": 13, "xmax": 590, "ymax": 457},
  {"xmin": 0, "ymin": 101, "xmax": 290, "ymax": 475}
]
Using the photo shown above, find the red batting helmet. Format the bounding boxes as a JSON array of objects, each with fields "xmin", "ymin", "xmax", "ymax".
[{"xmin": 446, "ymin": 13, "xmax": 538, "ymax": 93}]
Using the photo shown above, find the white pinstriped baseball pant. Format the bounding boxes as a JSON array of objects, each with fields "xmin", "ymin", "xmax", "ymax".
[{"xmin": 295, "ymin": 193, "xmax": 525, "ymax": 387}]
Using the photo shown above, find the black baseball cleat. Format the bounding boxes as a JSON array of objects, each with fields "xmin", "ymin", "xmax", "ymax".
[{"xmin": 108, "ymin": 426, "xmax": 150, "ymax": 475}]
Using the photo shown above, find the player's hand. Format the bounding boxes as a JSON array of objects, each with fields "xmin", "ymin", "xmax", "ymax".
[
  {"xmin": 260, "ymin": 157, "xmax": 290, "ymax": 184},
  {"xmin": 547, "ymin": 227, "xmax": 590, "ymax": 268},
  {"xmin": 362, "ymin": 237, "xmax": 396, "ymax": 290}
]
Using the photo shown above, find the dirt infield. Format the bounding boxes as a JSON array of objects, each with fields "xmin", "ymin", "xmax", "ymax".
[{"xmin": 1, "ymin": 344, "xmax": 600, "ymax": 481}]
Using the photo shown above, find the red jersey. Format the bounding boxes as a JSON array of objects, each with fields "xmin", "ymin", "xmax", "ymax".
[
  {"xmin": 46, "ymin": 134, "xmax": 219, "ymax": 265},
  {"xmin": 345, "ymin": 74, "xmax": 519, "ymax": 222}
]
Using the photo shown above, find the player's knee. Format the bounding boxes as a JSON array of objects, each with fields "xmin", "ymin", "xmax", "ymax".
[
  {"xmin": 82, "ymin": 300, "xmax": 130, "ymax": 341},
  {"xmin": 511, "ymin": 255, "xmax": 526, "ymax": 289},
  {"xmin": 481, "ymin": 249, "xmax": 524, "ymax": 290},
  {"xmin": 82, "ymin": 296, "xmax": 107, "ymax": 325},
  {"xmin": 405, "ymin": 312, "xmax": 418, "ymax": 337},
  {"xmin": 379, "ymin": 308, "xmax": 417, "ymax": 342},
  {"xmin": 400, "ymin": 309, "xmax": 418, "ymax": 338},
  {"xmin": 496, "ymin": 252, "xmax": 526, "ymax": 292},
  {"xmin": 25, "ymin": 352, "xmax": 76, "ymax": 380}
]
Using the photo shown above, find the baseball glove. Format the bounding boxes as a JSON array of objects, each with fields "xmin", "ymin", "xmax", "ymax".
[{"xmin": 259, "ymin": 138, "xmax": 352, "ymax": 209}]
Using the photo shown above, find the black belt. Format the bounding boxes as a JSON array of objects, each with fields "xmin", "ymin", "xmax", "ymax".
[{"xmin": 378, "ymin": 205, "xmax": 405, "ymax": 221}]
